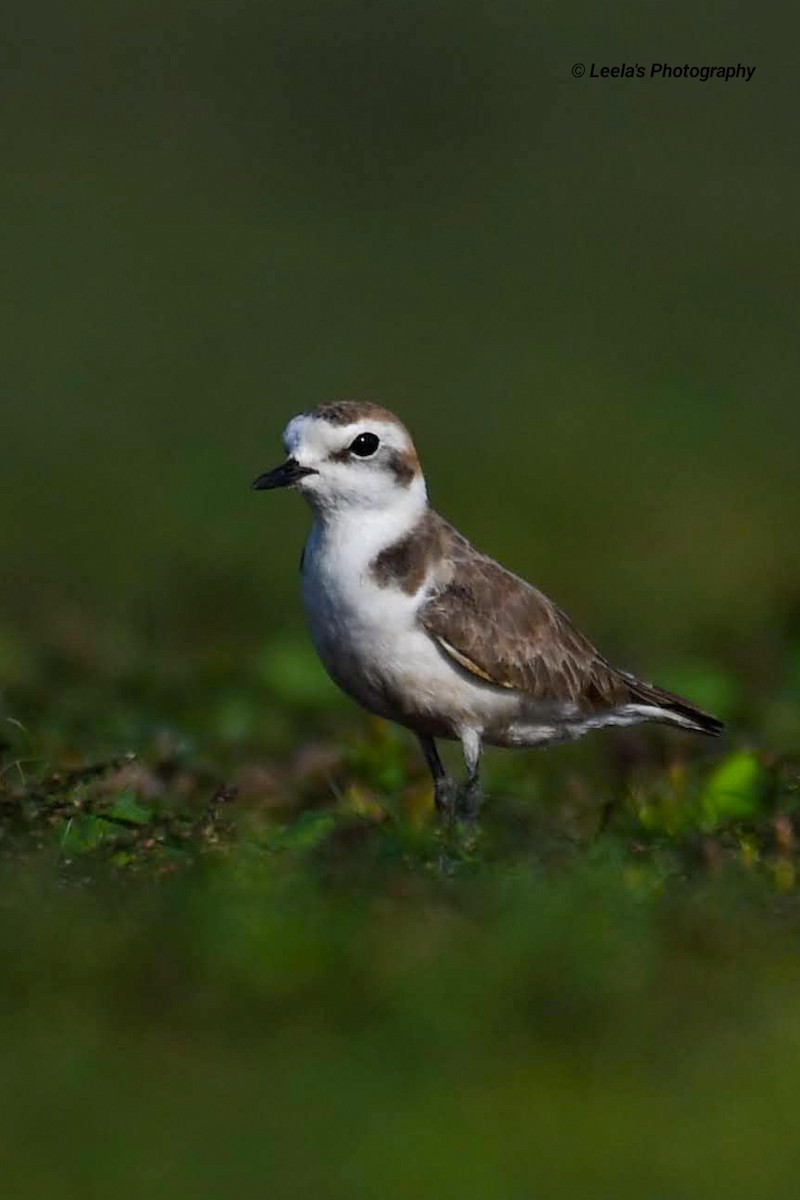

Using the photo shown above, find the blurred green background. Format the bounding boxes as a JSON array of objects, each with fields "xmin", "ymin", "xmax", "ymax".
[
  {"xmin": 3, "ymin": 3, "xmax": 800, "ymax": 1197},
  {"xmin": 4, "ymin": 0, "xmax": 799, "ymax": 659}
]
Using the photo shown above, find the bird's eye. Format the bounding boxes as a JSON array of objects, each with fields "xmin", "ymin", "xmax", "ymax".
[{"xmin": 349, "ymin": 432, "xmax": 380, "ymax": 457}]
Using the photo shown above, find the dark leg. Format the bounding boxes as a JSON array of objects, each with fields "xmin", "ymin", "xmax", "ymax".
[
  {"xmin": 456, "ymin": 728, "xmax": 484, "ymax": 821},
  {"xmin": 418, "ymin": 735, "xmax": 456, "ymax": 819}
]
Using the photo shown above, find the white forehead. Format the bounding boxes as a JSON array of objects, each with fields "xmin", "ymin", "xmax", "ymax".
[{"xmin": 282, "ymin": 413, "xmax": 410, "ymax": 458}]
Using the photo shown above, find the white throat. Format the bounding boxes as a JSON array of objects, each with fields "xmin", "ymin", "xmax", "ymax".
[{"xmin": 308, "ymin": 472, "xmax": 428, "ymax": 565}]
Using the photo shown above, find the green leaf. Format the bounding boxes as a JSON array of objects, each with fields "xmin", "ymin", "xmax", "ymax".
[
  {"xmin": 268, "ymin": 811, "xmax": 337, "ymax": 852},
  {"xmin": 59, "ymin": 814, "xmax": 108, "ymax": 855},
  {"xmin": 108, "ymin": 792, "xmax": 153, "ymax": 826},
  {"xmin": 700, "ymin": 751, "xmax": 764, "ymax": 829}
]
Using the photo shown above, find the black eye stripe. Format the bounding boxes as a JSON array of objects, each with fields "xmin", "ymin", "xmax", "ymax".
[{"xmin": 349, "ymin": 431, "xmax": 380, "ymax": 457}]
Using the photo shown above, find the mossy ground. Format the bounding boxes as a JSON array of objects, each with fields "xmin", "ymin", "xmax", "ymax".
[{"xmin": 2, "ymin": 625, "xmax": 800, "ymax": 1198}]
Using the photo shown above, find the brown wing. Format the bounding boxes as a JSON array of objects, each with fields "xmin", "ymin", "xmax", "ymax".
[{"xmin": 417, "ymin": 515, "xmax": 631, "ymax": 711}]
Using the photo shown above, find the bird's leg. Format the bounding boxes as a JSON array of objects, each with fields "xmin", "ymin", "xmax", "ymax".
[
  {"xmin": 456, "ymin": 729, "xmax": 484, "ymax": 822},
  {"xmin": 418, "ymin": 735, "xmax": 456, "ymax": 821}
]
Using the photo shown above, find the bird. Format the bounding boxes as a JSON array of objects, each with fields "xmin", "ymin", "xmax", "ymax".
[{"xmin": 253, "ymin": 400, "xmax": 723, "ymax": 820}]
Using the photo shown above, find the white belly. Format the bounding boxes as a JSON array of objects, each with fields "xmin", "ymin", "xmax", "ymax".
[
  {"xmin": 298, "ymin": 519, "xmax": 648, "ymax": 750},
  {"xmin": 301, "ymin": 527, "xmax": 520, "ymax": 739}
]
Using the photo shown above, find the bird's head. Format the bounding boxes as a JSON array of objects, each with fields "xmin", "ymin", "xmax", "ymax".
[{"xmin": 253, "ymin": 401, "xmax": 427, "ymax": 518}]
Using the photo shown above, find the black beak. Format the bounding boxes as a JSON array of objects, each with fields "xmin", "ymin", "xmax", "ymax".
[{"xmin": 252, "ymin": 458, "xmax": 318, "ymax": 491}]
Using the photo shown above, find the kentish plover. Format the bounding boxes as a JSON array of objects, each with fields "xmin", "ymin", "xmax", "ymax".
[{"xmin": 254, "ymin": 401, "xmax": 723, "ymax": 819}]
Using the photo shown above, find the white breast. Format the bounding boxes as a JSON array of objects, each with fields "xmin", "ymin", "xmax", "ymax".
[
  {"xmin": 299, "ymin": 500, "xmax": 522, "ymax": 738},
  {"xmin": 301, "ymin": 511, "xmax": 425, "ymax": 717}
]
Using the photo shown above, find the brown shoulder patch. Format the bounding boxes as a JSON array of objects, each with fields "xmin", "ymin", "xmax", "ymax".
[{"xmin": 370, "ymin": 511, "xmax": 442, "ymax": 594}]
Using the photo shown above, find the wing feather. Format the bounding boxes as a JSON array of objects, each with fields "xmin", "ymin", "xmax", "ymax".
[
  {"xmin": 418, "ymin": 515, "xmax": 628, "ymax": 709},
  {"xmin": 430, "ymin": 634, "xmax": 516, "ymax": 687},
  {"xmin": 408, "ymin": 512, "xmax": 722, "ymax": 734}
]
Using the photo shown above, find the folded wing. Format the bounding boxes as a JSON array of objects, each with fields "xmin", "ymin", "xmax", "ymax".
[{"xmin": 418, "ymin": 515, "xmax": 722, "ymax": 735}]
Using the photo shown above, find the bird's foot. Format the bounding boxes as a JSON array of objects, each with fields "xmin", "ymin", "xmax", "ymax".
[
  {"xmin": 456, "ymin": 777, "xmax": 485, "ymax": 824},
  {"xmin": 433, "ymin": 777, "xmax": 458, "ymax": 824},
  {"xmin": 433, "ymin": 778, "xmax": 483, "ymax": 864}
]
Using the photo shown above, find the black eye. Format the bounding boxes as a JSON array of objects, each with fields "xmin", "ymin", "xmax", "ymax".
[{"xmin": 349, "ymin": 431, "xmax": 380, "ymax": 457}]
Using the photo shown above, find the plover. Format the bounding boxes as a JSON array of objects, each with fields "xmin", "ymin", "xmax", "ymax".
[{"xmin": 254, "ymin": 401, "xmax": 723, "ymax": 818}]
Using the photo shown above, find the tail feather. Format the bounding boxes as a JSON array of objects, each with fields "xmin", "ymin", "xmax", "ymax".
[{"xmin": 619, "ymin": 673, "xmax": 725, "ymax": 737}]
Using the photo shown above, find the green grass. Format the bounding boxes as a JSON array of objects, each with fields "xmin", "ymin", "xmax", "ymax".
[{"xmin": 2, "ymin": 626, "xmax": 800, "ymax": 1198}]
